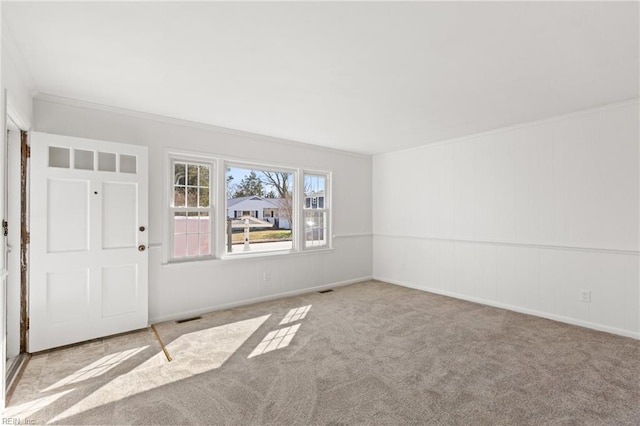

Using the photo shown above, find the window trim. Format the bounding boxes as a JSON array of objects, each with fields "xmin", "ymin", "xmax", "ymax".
[
  {"xmin": 164, "ymin": 150, "xmax": 217, "ymax": 264},
  {"xmin": 223, "ymin": 161, "xmax": 298, "ymax": 257},
  {"xmin": 301, "ymin": 170, "xmax": 332, "ymax": 251}
]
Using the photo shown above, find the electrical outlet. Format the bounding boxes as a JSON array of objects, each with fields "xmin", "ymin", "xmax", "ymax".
[
  {"xmin": 580, "ymin": 289, "xmax": 591, "ymax": 303},
  {"xmin": 263, "ymin": 272, "xmax": 271, "ymax": 281}
]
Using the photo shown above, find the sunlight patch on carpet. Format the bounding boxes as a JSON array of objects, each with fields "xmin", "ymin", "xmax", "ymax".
[
  {"xmin": 3, "ymin": 389, "xmax": 75, "ymax": 420},
  {"xmin": 49, "ymin": 314, "xmax": 270, "ymax": 423},
  {"xmin": 42, "ymin": 346, "xmax": 148, "ymax": 392},
  {"xmin": 249, "ymin": 323, "xmax": 301, "ymax": 358},
  {"xmin": 163, "ymin": 314, "xmax": 271, "ymax": 373},
  {"xmin": 280, "ymin": 305, "xmax": 311, "ymax": 325}
]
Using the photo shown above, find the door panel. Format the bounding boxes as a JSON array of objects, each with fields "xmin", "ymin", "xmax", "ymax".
[
  {"xmin": 30, "ymin": 132, "xmax": 148, "ymax": 352},
  {"xmin": 47, "ymin": 179, "xmax": 90, "ymax": 253},
  {"xmin": 102, "ymin": 182, "xmax": 137, "ymax": 249},
  {"xmin": 46, "ymin": 269, "xmax": 90, "ymax": 323}
]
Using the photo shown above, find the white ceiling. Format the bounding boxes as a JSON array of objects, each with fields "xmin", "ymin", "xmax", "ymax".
[{"xmin": 3, "ymin": 2, "xmax": 638, "ymax": 155}]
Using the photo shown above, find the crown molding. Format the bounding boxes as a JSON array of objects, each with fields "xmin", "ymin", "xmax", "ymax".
[
  {"xmin": 375, "ymin": 97, "xmax": 640, "ymax": 158},
  {"xmin": 35, "ymin": 93, "xmax": 372, "ymax": 160}
]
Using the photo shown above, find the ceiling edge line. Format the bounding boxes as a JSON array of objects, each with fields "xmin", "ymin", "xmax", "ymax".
[
  {"xmin": 34, "ymin": 92, "xmax": 373, "ymax": 160},
  {"xmin": 373, "ymin": 97, "xmax": 640, "ymax": 158}
]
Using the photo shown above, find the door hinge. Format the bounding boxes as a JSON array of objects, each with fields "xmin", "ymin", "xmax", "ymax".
[
  {"xmin": 25, "ymin": 232, "xmax": 30, "ymax": 244},
  {"xmin": 25, "ymin": 317, "xmax": 30, "ymax": 331},
  {"xmin": 2, "ymin": 220, "xmax": 7, "ymax": 237},
  {"xmin": 25, "ymin": 144, "xmax": 31, "ymax": 158}
]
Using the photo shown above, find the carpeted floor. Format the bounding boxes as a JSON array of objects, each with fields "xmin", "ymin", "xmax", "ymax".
[{"xmin": 5, "ymin": 280, "xmax": 640, "ymax": 425}]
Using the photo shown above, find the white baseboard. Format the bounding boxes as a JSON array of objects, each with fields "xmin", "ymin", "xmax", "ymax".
[
  {"xmin": 374, "ymin": 276, "xmax": 640, "ymax": 340},
  {"xmin": 149, "ymin": 276, "xmax": 373, "ymax": 324}
]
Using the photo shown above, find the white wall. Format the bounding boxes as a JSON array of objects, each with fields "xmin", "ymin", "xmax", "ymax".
[
  {"xmin": 2, "ymin": 16, "xmax": 35, "ymax": 409},
  {"xmin": 373, "ymin": 101, "xmax": 640, "ymax": 338},
  {"xmin": 2, "ymin": 22, "xmax": 34, "ymax": 128},
  {"xmin": 34, "ymin": 96, "xmax": 373, "ymax": 323}
]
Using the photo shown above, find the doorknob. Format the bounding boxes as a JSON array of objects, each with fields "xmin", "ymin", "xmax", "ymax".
[{"xmin": 138, "ymin": 245, "xmax": 146, "ymax": 252}]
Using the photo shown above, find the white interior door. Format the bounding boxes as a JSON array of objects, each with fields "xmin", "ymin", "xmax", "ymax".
[{"xmin": 29, "ymin": 132, "xmax": 148, "ymax": 352}]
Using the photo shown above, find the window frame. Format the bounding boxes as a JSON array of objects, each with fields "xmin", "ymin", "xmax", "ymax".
[
  {"xmin": 163, "ymin": 151, "xmax": 333, "ymax": 263},
  {"xmin": 223, "ymin": 161, "xmax": 298, "ymax": 257},
  {"xmin": 165, "ymin": 152, "xmax": 216, "ymax": 263},
  {"xmin": 301, "ymin": 170, "xmax": 332, "ymax": 251}
]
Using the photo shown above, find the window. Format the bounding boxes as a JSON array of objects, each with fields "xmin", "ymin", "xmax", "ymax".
[
  {"xmin": 170, "ymin": 160, "xmax": 213, "ymax": 259},
  {"xmin": 304, "ymin": 173, "xmax": 329, "ymax": 249},
  {"xmin": 166, "ymin": 153, "xmax": 331, "ymax": 261},
  {"xmin": 226, "ymin": 165, "xmax": 294, "ymax": 254}
]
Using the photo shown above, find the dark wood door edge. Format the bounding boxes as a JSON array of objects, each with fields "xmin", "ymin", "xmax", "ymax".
[{"xmin": 19, "ymin": 130, "xmax": 28, "ymax": 353}]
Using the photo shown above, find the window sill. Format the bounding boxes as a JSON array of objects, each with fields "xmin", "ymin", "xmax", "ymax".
[
  {"xmin": 165, "ymin": 255, "xmax": 216, "ymax": 265},
  {"xmin": 162, "ymin": 246, "xmax": 334, "ymax": 266},
  {"xmin": 221, "ymin": 246, "xmax": 334, "ymax": 261}
]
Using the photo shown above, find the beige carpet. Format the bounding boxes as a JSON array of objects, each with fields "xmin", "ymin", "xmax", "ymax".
[{"xmin": 5, "ymin": 280, "xmax": 639, "ymax": 425}]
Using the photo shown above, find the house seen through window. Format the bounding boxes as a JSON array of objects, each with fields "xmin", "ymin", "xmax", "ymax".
[
  {"xmin": 226, "ymin": 166, "xmax": 294, "ymax": 254},
  {"xmin": 304, "ymin": 173, "xmax": 328, "ymax": 248}
]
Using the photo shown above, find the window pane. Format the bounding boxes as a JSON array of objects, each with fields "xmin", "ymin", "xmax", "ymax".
[
  {"xmin": 187, "ymin": 187, "xmax": 198, "ymax": 207},
  {"xmin": 305, "ymin": 210, "xmax": 326, "ymax": 248},
  {"xmin": 74, "ymin": 149, "xmax": 94, "ymax": 170},
  {"xmin": 98, "ymin": 152, "xmax": 116, "ymax": 172},
  {"xmin": 304, "ymin": 174, "xmax": 326, "ymax": 210},
  {"xmin": 49, "ymin": 146, "xmax": 70, "ymax": 168},
  {"xmin": 175, "ymin": 163, "xmax": 186, "ymax": 185},
  {"xmin": 120, "ymin": 155, "xmax": 137, "ymax": 173},
  {"xmin": 173, "ymin": 233, "xmax": 186, "ymax": 258},
  {"xmin": 174, "ymin": 187, "xmax": 185, "ymax": 207},
  {"xmin": 199, "ymin": 212, "xmax": 210, "ymax": 233},
  {"xmin": 199, "ymin": 166, "xmax": 209, "ymax": 187},
  {"xmin": 226, "ymin": 165, "xmax": 294, "ymax": 254},
  {"xmin": 171, "ymin": 160, "xmax": 214, "ymax": 260},
  {"xmin": 187, "ymin": 234, "xmax": 199, "ymax": 256},
  {"xmin": 199, "ymin": 233, "xmax": 211, "ymax": 255},
  {"xmin": 199, "ymin": 187, "xmax": 209, "ymax": 208},
  {"xmin": 187, "ymin": 212, "xmax": 199, "ymax": 233},
  {"xmin": 174, "ymin": 212, "xmax": 187, "ymax": 233},
  {"xmin": 173, "ymin": 211, "xmax": 212, "ymax": 259},
  {"xmin": 187, "ymin": 164, "xmax": 198, "ymax": 186}
]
